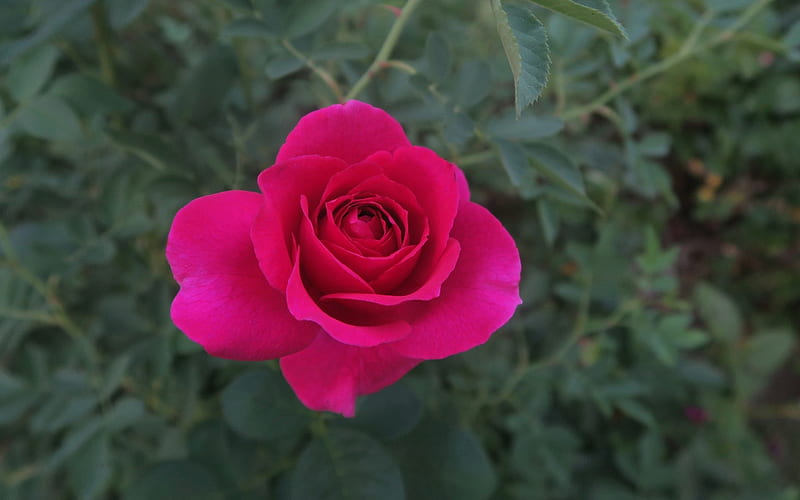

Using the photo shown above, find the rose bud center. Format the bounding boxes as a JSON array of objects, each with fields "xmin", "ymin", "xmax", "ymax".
[{"xmin": 343, "ymin": 206, "xmax": 385, "ymax": 239}]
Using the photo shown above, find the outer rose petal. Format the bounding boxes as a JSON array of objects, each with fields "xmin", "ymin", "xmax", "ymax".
[
  {"xmin": 166, "ymin": 191, "xmax": 319, "ymax": 359},
  {"xmin": 276, "ymin": 101, "xmax": 411, "ymax": 164},
  {"xmin": 172, "ymin": 276, "xmax": 319, "ymax": 360},
  {"xmin": 280, "ymin": 333, "xmax": 421, "ymax": 417},
  {"xmin": 455, "ymin": 165, "xmax": 471, "ymax": 202},
  {"xmin": 390, "ymin": 202, "xmax": 522, "ymax": 359},
  {"xmin": 167, "ymin": 191, "xmax": 261, "ymax": 284}
]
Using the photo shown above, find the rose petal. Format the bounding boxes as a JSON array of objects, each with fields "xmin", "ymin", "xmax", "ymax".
[
  {"xmin": 390, "ymin": 202, "xmax": 522, "ymax": 359},
  {"xmin": 166, "ymin": 191, "xmax": 318, "ymax": 359},
  {"xmin": 321, "ymin": 237, "xmax": 460, "ymax": 307},
  {"xmin": 276, "ymin": 101, "xmax": 411, "ymax": 164},
  {"xmin": 298, "ymin": 196, "xmax": 374, "ymax": 295},
  {"xmin": 384, "ymin": 146, "xmax": 460, "ymax": 286},
  {"xmin": 285, "ymin": 249, "xmax": 412, "ymax": 347},
  {"xmin": 455, "ymin": 164, "xmax": 471, "ymax": 203},
  {"xmin": 172, "ymin": 275, "xmax": 319, "ymax": 360},
  {"xmin": 328, "ymin": 244, "xmax": 416, "ymax": 284},
  {"xmin": 317, "ymin": 154, "xmax": 387, "ymax": 209},
  {"xmin": 167, "ymin": 191, "xmax": 261, "ymax": 284},
  {"xmin": 252, "ymin": 156, "xmax": 348, "ymax": 291},
  {"xmin": 280, "ymin": 333, "xmax": 421, "ymax": 417}
]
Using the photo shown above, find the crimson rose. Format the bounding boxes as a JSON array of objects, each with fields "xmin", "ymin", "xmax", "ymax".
[{"xmin": 166, "ymin": 101, "xmax": 521, "ymax": 416}]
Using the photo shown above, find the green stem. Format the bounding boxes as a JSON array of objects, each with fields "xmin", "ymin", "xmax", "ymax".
[
  {"xmin": 0, "ymin": 223, "xmax": 99, "ymax": 366},
  {"xmin": 234, "ymin": 41, "xmax": 255, "ymax": 108},
  {"xmin": 90, "ymin": 1, "xmax": 116, "ymax": 86},
  {"xmin": 490, "ymin": 270, "xmax": 595, "ymax": 405},
  {"xmin": 455, "ymin": 150, "xmax": 496, "ymax": 167},
  {"xmin": 282, "ymin": 39, "xmax": 344, "ymax": 103},
  {"xmin": 560, "ymin": 0, "xmax": 773, "ymax": 121},
  {"xmin": 344, "ymin": 0, "xmax": 423, "ymax": 100}
]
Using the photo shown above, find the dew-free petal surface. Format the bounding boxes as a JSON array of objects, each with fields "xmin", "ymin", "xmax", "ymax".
[
  {"xmin": 390, "ymin": 202, "xmax": 522, "ymax": 359},
  {"xmin": 276, "ymin": 100, "xmax": 411, "ymax": 164},
  {"xmin": 285, "ymin": 250, "xmax": 412, "ymax": 347},
  {"xmin": 253, "ymin": 156, "xmax": 347, "ymax": 290},
  {"xmin": 167, "ymin": 191, "xmax": 318, "ymax": 359},
  {"xmin": 280, "ymin": 333, "xmax": 420, "ymax": 417}
]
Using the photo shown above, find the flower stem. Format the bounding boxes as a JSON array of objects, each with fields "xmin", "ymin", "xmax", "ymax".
[
  {"xmin": 345, "ymin": 0, "xmax": 423, "ymax": 101},
  {"xmin": 90, "ymin": 0, "xmax": 116, "ymax": 86},
  {"xmin": 560, "ymin": 0, "xmax": 773, "ymax": 121},
  {"xmin": 282, "ymin": 39, "xmax": 344, "ymax": 103},
  {"xmin": 0, "ymin": 222, "xmax": 99, "ymax": 367}
]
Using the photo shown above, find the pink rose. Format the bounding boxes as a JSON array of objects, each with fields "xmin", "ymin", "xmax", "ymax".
[{"xmin": 166, "ymin": 101, "xmax": 521, "ymax": 416}]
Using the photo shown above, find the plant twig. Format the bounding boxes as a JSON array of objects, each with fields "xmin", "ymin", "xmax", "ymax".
[
  {"xmin": 345, "ymin": 0, "xmax": 423, "ymax": 100},
  {"xmin": 561, "ymin": 0, "xmax": 773, "ymax": 121},
  {"xmin": 282, "ymin": 39, "xmax": 344, "ymax": 102},
  {"xmin": 90, "ymin": 1, "xmax": 116, "ymax": 86},
  {"xmin": 0, "ymin": 222, "xmax": 98, "ymax": 366}
]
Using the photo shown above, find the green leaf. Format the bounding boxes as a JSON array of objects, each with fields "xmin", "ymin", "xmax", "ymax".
[
  {"xmin": 443, "ymin": 109, "xmax": 474, "ymax": 147},
  {"xmin": 537, "ymin": 198, "xmax": 559, "ymax": 246},
  {"xmin": 123, "ymin": 461, "xmax": 223, "ymax": 500},
  {"xmin": 638, "ymin": 132, "xmax": 671, "ymax": 158},
  {"xmin": 496, "ymin": 139, "xmax": 539, "ymax": 199},
  {"xmin": 672, "ymin": 329, "xmax": 710, "ymax": 350},
  {"xmin": 98, "ymin": 355, "xmax": 132, "ymax": 400},
  {"xmin": 742, "ymin": 328, "xmax": 795, "ymax": 377},
  {"xmin": 491, "ymin": 0, "xmax": 551, "ymax": 116},
  {"xmin": 285, "ymin": 0, "xmax": 338, "ymax": 39},
  {"xmin": 693, "ymin": 282, "xmax": 743, "ymax": 343},
  {"xmin": 424, "ymin": 32, "xmax": 452, "ymax": 83},
  {"xmin": 487, "ymin": 113, "xmax": 563, "ymax": 140},
  {"xmin": 704, "ymin": 0, "xmax": 752, "ymax": 13},
  {"xmin": 170, "ymin": 45, "xmax": 237, "ymax": 123},
  {"xmin": 453, "ymin": 60, "xmax": 491, "ymax": 109},
  {"xmin": 265, "ymin": 55, "xmax": 304, "ymax": 79},
  {"xmin": 6, "ymin": 45, "xmax": 60, "ymax": 102},
  {"xmin": 616, "ymin": 399, "xmax": 656, "ymax": 428},
  {"xmin": 785, "ymin": 21, "xmax": 800, "ymax": 47},
  {"xmin": 0, "ymin": 0, "xmax": 96, "ymax": 67},
  {"xmin": 527, "ymin": 143, "xmax": 600, "ymax": 212},
  {"xmin": 291, "ymin": 428, "xmax": 404, "ymax": 500},
  {"xmin": 68, "ymin": 433, "xmax": 112, "ymax": 500},
  {"xmin": 46, "ymin": 417, "xmax": 105, "ymax": 471},
  {"xmin": 221, "ymin": 369, "xmax": 310, "ymax": 442},
  {"xmin": 391, "ymin": 420, "xmax": 497, "ymax": 500},
  {"xmin": 216, "ymin": 0, "xmax": 253, "ymax": 13},
  {"xmin": 635, "ymin": 226, "xmax": 679, "ymax": 274},
  {"xmin": 104, "ymin": 397, "xmax": 145, "ymax": 432},
  {"xmin": 351, "ymin": 382, "xmax": 422, "ymax": 440},
  {"xmin": 530, "ymin": 0, "xmax": 626, "ymax": 38},
  {"xmin": 107, "ymin": 0, "xmax": 150, "ymax": 29},
  {"xmin": 108, "ymin": 131, "xmax": 183, "ymax": 170},
  {"xmin": 17, "ymin": 94, "xmax": 83, "ymax": 142},
  {"xmin": 49, "ymin": 73, "xmax": 134, "ymax": 116},
  {"xmin": 220, "ymin": 18, "xmax": 276, "ymax": 39}
]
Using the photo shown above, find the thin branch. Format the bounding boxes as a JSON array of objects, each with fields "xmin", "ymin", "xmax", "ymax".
[
  {"xmin": 282, "ymin": 39, "xmax": 344, "ymax": 102},
  {"xmin": 344, "ymin": 0, "xmax": 423, "ymax": 100}
]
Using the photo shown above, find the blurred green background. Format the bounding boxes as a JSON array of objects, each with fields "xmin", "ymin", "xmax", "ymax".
[{"xmin": 1, "ymin": 0, "xmax": 799, "ymax": 498}]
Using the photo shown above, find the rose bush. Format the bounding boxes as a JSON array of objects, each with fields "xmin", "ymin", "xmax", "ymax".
[{"xmin": 166, "ymin": 100, "xmax": 521, "ymax": 416}]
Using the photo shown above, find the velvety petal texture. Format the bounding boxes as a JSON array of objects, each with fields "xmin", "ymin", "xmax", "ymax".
[
  {"xmin": 276, "ymin": 100, "xmax": 411, "ymax": 164},
  {"xmin": 167, "ymin": 191, "xmax": 319, "ymax": 360},
  {"xmin": 280, "ymin": 333, "xmax": 421, "ymax": 417},
  {"xmin": 166, "ymin": 100, "xmax": 521, "ymax": 417}
]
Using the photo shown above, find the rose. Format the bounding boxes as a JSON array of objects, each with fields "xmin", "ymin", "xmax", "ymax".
[{"xmin": 166, "ymin": 101, "xmax": 521, "ymax": 417}]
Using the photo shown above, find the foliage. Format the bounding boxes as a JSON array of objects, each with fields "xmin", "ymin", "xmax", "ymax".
[{"xmin": 1, "ymin": 0, "xmax": 799, "ymax": 498}]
